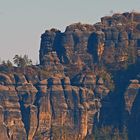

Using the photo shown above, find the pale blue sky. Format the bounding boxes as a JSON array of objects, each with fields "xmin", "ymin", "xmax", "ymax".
[{"xmin": 0, "ymin": 0, "xmax": 140, "ymax": 64}]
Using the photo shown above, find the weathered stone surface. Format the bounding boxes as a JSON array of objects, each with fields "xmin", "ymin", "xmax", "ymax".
[
  {"xmin": 1, "ymin": 12, "xmax": 140, "ymax": 140},
  {"xmin": 71, "ymin": 70, "xmax": 96, "ymax": 90},
  {"xmin": 27, "ymin": 105, "xmax": 38, "ymax": 140},
  {"xmin": 124, "ymin": 79, "xmax": 140, "ymax": 113},
  {"xmin": 0, "ymin": 106, "xmax": 9, "ymax": 140},
  {"xmin": 0, "ymin": 73, "xmax": 27, "ymax": 140},
  {"xmin": 39, "ymin": 29, "xmax": 60, "ymax": 65},
  {"xmin": 16, "ymin": 83, "xmax": 37, "ymax": 107}
]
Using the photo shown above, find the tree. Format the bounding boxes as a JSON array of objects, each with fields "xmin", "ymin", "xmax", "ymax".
[
  {"xmin": 23, "ymin": 54, "xmax": 32, "ymax": 66},
  {"xmin": 13, "ymin": 54, "xmax": 32, "ymax": 67},
  {"xmin": 6, "ymin": 60, "xmax": 13, "ymax": 67},
  {"xmin": 2, "ymin": 60, "xmax": 13, "ymax": 67}
]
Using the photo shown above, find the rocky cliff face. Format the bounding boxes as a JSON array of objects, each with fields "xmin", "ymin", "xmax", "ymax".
[{"xmin": 0, "ymin": 12, "xmax": 140, "ymax": 140}]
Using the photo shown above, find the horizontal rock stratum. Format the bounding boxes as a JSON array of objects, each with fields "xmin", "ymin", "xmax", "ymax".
[{"xmin": 0, "ymin": 12, "xmax": 140, "ymax": 140}]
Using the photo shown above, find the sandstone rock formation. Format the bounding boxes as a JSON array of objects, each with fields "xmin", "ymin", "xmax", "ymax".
[{"xmin": 0, "ymin": 12, "xmax": 140, "ymax": 140}]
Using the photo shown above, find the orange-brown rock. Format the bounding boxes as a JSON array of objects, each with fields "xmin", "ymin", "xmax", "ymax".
[{"xmin": 1, "ymin": 12, "xmax": 140, "ymax": 140}]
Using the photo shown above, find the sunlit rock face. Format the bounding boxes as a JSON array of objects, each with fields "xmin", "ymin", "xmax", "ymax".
[
  {"xmin": 0, "ymin": 73, "xmax": 27, "ymax": 140},
  {"xmin": 1, "ymin": 12, "xmax": 140, "ymax": 140},
  {"xmin": 0, "ymin": 71, "xmax": 109, "ymax": 139}
]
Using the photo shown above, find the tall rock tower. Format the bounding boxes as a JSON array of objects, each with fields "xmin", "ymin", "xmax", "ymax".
[{"xmin": 39, "ymin": 29, "xmax": 59, "ymax": 65}]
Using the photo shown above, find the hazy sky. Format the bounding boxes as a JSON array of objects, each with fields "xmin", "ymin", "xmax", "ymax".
[{"xmin": 0, "ymin": 0, "xmax": 140, "ymax": 64}]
